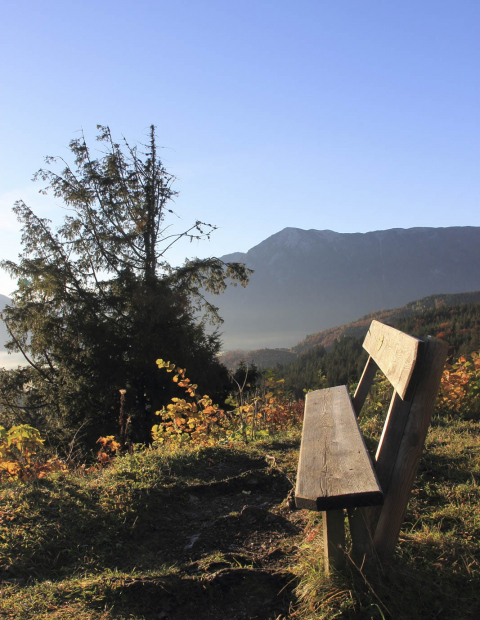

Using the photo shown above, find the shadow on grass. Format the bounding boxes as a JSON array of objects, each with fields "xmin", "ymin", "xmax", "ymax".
[
  {"xmin": 0, "ymin": 444, "xmax": 294, "ymax": 583},
  {"xmin": 87, "ymin": 569, "xmax": 295, "ymax": 620},
  {"xmin": 295, "ymin": 535, "xmax": 479, "ymax": 620}
]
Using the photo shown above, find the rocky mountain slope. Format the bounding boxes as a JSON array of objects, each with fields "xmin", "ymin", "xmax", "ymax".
[{"xmin": 216, "ymin": 226, "xmax": 480, "ymax": 349}]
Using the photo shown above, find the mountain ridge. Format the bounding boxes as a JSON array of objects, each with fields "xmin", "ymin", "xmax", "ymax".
[{"xmin": 216, "ymin": 225, "xmax": 480, "ymax": 349}]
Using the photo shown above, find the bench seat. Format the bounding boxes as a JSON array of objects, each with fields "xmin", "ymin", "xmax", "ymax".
[{"xmin": 295, "ymin": 385, "xmax": 383, "ymax": 511}]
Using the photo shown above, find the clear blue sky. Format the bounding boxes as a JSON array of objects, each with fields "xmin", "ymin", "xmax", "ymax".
[{"xmin": 1, "ymin": 0, "xmax": 479, "ymax": 296}]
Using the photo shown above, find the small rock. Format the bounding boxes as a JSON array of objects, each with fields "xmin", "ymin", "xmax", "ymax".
[
  {"xmin": 184, "ymin": 534, "xmax": 200, "ymax": 550},
  {"xmin": 240, "ymin": 505, "xmax": 269, "ymax": 524}
]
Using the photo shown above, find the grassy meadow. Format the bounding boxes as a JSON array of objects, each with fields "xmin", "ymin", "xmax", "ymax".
[{"xmin": 1, "ymin": 357, "xmax": 479, "ymax": 619}]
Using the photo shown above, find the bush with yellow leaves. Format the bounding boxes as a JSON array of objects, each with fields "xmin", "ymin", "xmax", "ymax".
[{"xmin": 152, "ymin": 360, "xmax": 230, "ymax": 445}]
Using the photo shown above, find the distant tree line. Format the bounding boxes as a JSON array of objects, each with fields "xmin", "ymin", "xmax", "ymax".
[
  {"xmin": 274, "ymin": 302, "xmax": 480, "ymax": 398},
  {"xmin": 396, "ymin": 302, "xmax": 480, "ymax": 356},
  {"xmin": 275, "ymin": 336, "xmax": 367, "ymax": 399}
]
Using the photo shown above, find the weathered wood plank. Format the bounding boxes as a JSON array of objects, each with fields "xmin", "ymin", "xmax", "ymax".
[
  {"xmin": 363, "ymin": 320, "xmax": 423, "ymax": 400},
  {"xmin": 373, "ymin": 337, "xmax": 449, "ymax": 559},
  {"xmin": 295, "ymin": 386, "xmax": 383, "ymax": 511},
  {"xmin": 374, "ymin": 391, "xmax": 412, "ymax": 493},
  {"xmin": 347, "ymin": 506, "xmax": 375, "ymax": 563},
  {"xmin": 323, "ymin": 509, "xmax": 345, "ymax": 572},
  {"xmin": 352, "ymin": 356, "xmax": 378, "ymax": 416}
]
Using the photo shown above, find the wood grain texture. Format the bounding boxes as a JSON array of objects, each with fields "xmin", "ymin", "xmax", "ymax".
[
  {"xmin": 323, "ymin": 509, "xmax": 346, "ymax": 572},
  {"xmin": 352, "ymin": 356, "xmax": 379, "ymax": 416},
  {"xmin": 373, "ymin": 337, "xmax": 449, "ymax": 559},
  {"xmin": 363, "ymin": 320, "xmax": 422, "ymax": 400},
  {"xmin": 347, "ymin": 506, "xmax": 375, "ymax": 563},
  {"xmin": 295, "ymin": 386, "xmax": 383, "ymax": 511},
  {"xmin": 374, "ymin": 391, "xmax": 413, "ymax": 493}
]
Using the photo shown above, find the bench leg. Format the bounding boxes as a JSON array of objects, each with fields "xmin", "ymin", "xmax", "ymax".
[
  {"xmin": 348, "ymin": 507, "xmax": 376, "ymax": 566},
  {"xmin": 323, "ymin": 509, "xmax": 345, "ymax": 573}
]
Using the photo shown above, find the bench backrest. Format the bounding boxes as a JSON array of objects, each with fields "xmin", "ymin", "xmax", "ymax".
[
  {"xmin": 363, "ymin": 320, "xmax": 423, "ymax": 399},
  {"xmin": 350, "ymin": 320, "xmax": 448, "ymax": 559}
]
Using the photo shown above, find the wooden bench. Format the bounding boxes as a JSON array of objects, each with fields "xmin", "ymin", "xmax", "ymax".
[{"xmin": 295, "ymin": 320, "xmax": 448, "ymax": 571}]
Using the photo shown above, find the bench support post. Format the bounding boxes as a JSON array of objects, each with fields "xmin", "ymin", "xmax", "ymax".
[
  {"xmin": 347, "ymin": 507, "xmax": 375, "ymax": 564},
  {"xmin": 323, "ymin": 509, "xmax": 345, "ymax": 572},
  {"xmin": 373, "ymin": 337, "xmax": 448, "ymax": 559},
  {"xmin": 352, "ymin": 356, "xmax": 378, "ymax": 416}
]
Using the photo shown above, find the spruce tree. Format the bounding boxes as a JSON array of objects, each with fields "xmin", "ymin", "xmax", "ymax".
[{"xmin": 0, "ymin": 126, "xmax": 250, "ymax": 447}]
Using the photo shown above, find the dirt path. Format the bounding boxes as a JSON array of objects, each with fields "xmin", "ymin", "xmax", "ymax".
[{"xmin": 118, "ymin": 440, "xmax": 310, "ymax": 620}]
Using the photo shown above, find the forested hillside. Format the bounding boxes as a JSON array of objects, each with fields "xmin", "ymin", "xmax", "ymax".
[
  {"xmin": 221, "ymin": 292, "xmax": 480, "ymax": 397},
  {"xmin": 275, "ymin": 299, "xmax": 480, "ymax": 398},
  {"xmin": 396, "ymin": 302, "xmax": 480, "ymax": 354},
  {"xmin": 292, "ymin": 289, "xmax": 480, "ymax": 353},
  {"xmin": 276, "ymin": 338, "xmax": 366, "ymax": 398}
]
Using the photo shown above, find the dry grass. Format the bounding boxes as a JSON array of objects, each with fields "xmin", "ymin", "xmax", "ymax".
[
  {"xmin": 291, "ymin": 403, "xmax": 480, "ymax": 620},
  {"xmin": 1, "ymin": 383, "xmax": 479, "ymax": 619}
]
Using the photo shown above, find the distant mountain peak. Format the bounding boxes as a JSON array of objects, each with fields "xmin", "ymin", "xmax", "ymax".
[{"xmin": 215, "ymin": 225, "xmax": 480, "ymax": 350}]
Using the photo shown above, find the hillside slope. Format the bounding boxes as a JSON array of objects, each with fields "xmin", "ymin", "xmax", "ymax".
[
  {"xmin": 215, "ymin": 226, "xmax": 480, "ymax": 349},
  {"xmin": 293, "ymin": 289, "xmax": 480, "ymax": 353},
  {"xmin": 221, "ymin": 290, "xmax": 480, "ymax": 371}
]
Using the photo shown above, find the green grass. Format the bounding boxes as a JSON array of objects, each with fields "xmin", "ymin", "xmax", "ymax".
[
  {"xmin": 1, "ymin": 401, "xmax": 479, "ymax": 619},
  {"xmin": 0, "ymin": 436, "xmax": 301, "ymax": 619},
  {"xmin": 292, "ymin": 409, "xmax": 480, "ymax": 620}
]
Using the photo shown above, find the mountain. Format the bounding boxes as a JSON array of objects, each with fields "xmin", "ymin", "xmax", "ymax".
[{"xmin": 216, "ymin": 226, "xmax": 480, "ymax": 350}]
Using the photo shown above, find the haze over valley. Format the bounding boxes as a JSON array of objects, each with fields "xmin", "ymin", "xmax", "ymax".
[
  {"xmin": 215, "ymin": 225, "xmax": 480, "ymax": 350},
  {"xmin": 0, "ymin": 294, "xmax": 23, "ymax": 368}
]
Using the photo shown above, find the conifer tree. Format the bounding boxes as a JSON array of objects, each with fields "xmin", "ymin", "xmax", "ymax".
[{"xmin": 0, "ymin": 126, "xmax": 251, "ymax": 446}]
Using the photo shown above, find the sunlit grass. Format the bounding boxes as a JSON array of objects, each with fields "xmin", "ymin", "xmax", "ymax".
[{"xmin": 292, "ymin": 402, "xmax": 480, "ymax": 620}]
